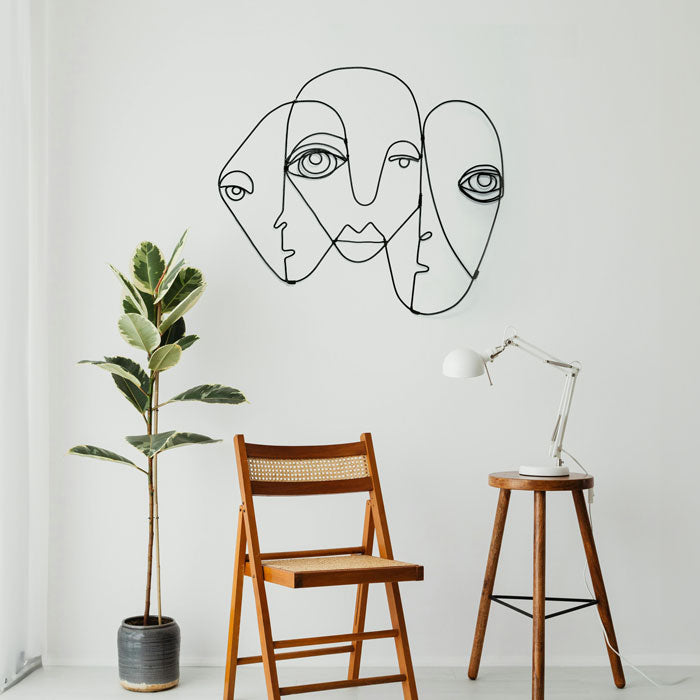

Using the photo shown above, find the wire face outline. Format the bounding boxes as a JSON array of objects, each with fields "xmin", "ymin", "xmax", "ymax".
[{"xmin": 218, "ymin": 66, "xmax": 504, "ymax": 314}]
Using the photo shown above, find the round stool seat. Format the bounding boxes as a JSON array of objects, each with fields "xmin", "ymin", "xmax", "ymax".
[{"xmin": 488, "ymin": 471, "xmax": 594, "ymax": 491}]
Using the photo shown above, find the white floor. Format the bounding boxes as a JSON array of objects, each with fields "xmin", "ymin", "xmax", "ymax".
[{"xmin": 5, "ymin": 665, "xmax": 698, "ymax": 699}]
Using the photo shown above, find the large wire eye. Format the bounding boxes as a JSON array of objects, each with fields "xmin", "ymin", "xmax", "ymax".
[
  {"xmin": 458, "ymin": 165, "xmax": 503, "ymax": 203},
  {"xmin": 286, "ymin": 147, "xmax": 347, "ymax": 180}
]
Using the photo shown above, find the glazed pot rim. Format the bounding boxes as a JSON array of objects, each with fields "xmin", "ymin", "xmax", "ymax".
[{"xmin": 121, "ymin": 615, "xmax": 177, "ymax": 629}]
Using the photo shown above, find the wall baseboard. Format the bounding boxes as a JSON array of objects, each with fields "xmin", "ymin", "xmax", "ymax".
[
  {"xmin": 1, "ymin": 656, "xmax": 42, "ymax": 694},
  {"xmin": 44, "ymin": 655, "xmax": 700, "ymax": 668}
]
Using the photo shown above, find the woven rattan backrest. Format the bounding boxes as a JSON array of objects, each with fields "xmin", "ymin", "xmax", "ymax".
[
  {"xmin": 248, "ymin": 454, "xmax": 369, "ymax": 483},
  {"xmin": 237, "ymin": 438, "xmax": 374, "ymax": 496}
]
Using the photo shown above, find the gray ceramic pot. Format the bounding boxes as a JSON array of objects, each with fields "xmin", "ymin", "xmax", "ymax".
[{"xmin": 117, "ymin": 616, "xmax": 180, "ymax": 692}]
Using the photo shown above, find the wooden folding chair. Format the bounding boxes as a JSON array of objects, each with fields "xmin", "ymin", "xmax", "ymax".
[{"xmin": 223, "ymin": 432, "xmax": 423, "ymax": 700}]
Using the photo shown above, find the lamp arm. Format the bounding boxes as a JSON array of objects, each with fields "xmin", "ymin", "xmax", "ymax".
[
  {"xmin": 549, "ymin": 369, "xmax": 578, "ymax": 464},
  {"xmin": 487, "ymin": 334, "xmax": 576, "ymax": 373},
  {"xmin": 505, "ymin": 335, "xmax": 575, "ymax": 372},
  {"xmin": 487, "ymin": 334, "xmax": 580, "ymax": 466}
]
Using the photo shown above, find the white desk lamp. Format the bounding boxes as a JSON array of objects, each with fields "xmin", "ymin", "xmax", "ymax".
[{"xmin": 443, "ymin": 330, "xmax": 580, "ymax": 478}]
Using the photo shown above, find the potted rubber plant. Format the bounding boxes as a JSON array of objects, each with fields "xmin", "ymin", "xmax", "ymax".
[{"xmin": 69, "ymin": 231, "xmax": 246, "ymax": 692}]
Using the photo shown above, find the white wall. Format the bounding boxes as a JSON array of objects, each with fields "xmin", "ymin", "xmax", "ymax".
[{"xmin": 46, "ymin": 0, "xmax": 700, "ymax": 668}]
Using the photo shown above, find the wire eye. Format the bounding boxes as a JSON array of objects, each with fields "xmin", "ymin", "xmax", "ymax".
[
  {"xmin": 458, "ymin": 165, "xmax": 503, "ymax": 203},
  {"xmin": 219, "ymin": 171, "xmax": 254, "ymax": 202},
  {"xmin": 223, "ymin": 186, "xmax": 246, "ymax": 201},
  {"xmin": 286, "ymin": 147, "xmax": 347, "ymax": 180},
  {"xmin": 388, "ymin": 154, "xmax": 420, "ymax": 169}
]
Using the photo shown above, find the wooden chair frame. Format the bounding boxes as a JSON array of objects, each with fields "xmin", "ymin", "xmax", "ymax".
[{"xmin": 223, "ymin": 433, "xmax": 422, "ymax": 700}]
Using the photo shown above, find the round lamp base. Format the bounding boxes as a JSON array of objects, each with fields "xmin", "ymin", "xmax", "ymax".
[{"xmin": 519, "ymin": 464, "xmax": 570, "ymax": 477}]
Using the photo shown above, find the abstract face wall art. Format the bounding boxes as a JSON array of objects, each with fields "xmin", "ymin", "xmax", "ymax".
[
  {"xmin": 411, "ymin": 101, "xmax": 504, "ymax": 314},
  {"xmin": 218, "ymin": 67, "xmax": 504, "ymax": 314},
  {"xmin": 289, "ymin": 68, "xmax": 422, "ymax": 263},
  {"xmin": 219, "ymin": 102, "xmax": 335, "ymax": 283},
  {"xmin": 219, "ymin": 103, "xmax": 291, "ymax": 282}
]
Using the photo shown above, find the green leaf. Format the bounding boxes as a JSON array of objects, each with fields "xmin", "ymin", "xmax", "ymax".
[
  {"xmin": 126, "ymin": 431, "xmax": 176, "ymax": 457},
  {"xmin": 165, "ymin": 384, "xmax": 246, "ymax": 405},
  {"xmin": 68, "ymin": 445, "xmax": 147, "ymax": 474},
  {"xmin": 104, "ymin": 356, "xmax": 150, "ymax": 413},
  {"xmin": 160, "ymin": 317, "xmax": 186, "ymax": 345},
  {"xmin": 123, "ymin": 291, "xmax": 156, "ymax": 324},
  {"xmin": 78, "ymin": 359, "xmax": 141, "ymax": 386},
  {"xmin": 118, "ymin": 313, "xmax": 160, "ymax": 353},
  {"xmin": 110, "ymin": 265, "xmax": 148, "ymax": 317},
  {"xmin": 154, "ymin": 258, "xmax": 185, "ymax": 304},
  {"xmin": 131, "ymin": 241, "xmax": 165, "ymax": 295},
  {"xmin": 122, "ymin": 296, "xmax": 141, "ymax": 316},
  {"xmin": 148, "ymin": 343, "xmax": 182, "ymax": 372},
  {"xmin": 162, "ymin": 267, "xmax": 204, "ymax": 313},
  {"xmin": 155, "ymin": 230, "xmax": 189, "ymax": 303},
  {"xmin": 125, "ymin": 430, "xmax": 221, "ymax": 457},
  {"xmin": 159, "ymin": 284, "xmax": 206, "ymax": 333},
  {"xmin": 162, "ymin": 229, "xmax": 188, "ymax": 279},
  {"xmin": 175, "ymin": 334, "xmax": 199, "ymax": 351}
]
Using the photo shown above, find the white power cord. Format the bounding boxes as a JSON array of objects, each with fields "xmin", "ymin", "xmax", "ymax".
[
  {"xmin": 562, "ymin": 451, "xmax": 690, "ymax": 689},
  {"xmin": 562, "ymin": 448, "xmax": 588, "ymax": 475}
]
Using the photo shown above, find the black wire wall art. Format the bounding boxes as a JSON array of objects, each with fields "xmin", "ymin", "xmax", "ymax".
[{"xmin": 218, "ymin": 67, "xmax": 504, "ymax": 315}]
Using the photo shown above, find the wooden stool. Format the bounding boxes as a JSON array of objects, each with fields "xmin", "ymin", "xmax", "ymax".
[{"xmin": 468, "ymin": 472, "xmax": 625, "ymax": 699}]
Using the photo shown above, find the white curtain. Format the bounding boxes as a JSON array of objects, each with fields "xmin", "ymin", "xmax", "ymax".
[{"xmin": 0, "ymin": 0, "xmax": 47, "ymax": 691}]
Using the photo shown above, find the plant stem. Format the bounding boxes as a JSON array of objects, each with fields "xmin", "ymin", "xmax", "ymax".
[
  {"xmin": 143, "ymin": 374, "xmax": 155, "ymax": 626},
  {"xmin": 144, "ymin": 454, "xmax": 154, "ymax": 626},
  {"xmin": 153, "ymin": 304, "xmax": 163, "ymax": 624}
]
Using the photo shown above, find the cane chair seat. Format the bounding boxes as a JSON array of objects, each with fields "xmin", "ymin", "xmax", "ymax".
[{"xmin": 246, "ymin": 554, "xmax": 424, "ymax": 589}]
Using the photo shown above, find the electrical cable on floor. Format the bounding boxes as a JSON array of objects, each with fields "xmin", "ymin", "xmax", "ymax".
[{"xmin": 562, "ymin": 451, "xmax": 691, "ymax": 689}]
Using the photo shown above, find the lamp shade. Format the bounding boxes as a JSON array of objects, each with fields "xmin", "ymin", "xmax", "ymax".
[{"xmin": 442, "ymin": 347, "xmax": 486, "ymax": 379}]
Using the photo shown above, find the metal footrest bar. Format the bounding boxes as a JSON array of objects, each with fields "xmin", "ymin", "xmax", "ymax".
[
  {"xmin": 490, "ymin": 594, "xmax": 598, "ymax": 620},
  {"xmin": 279, "ymin": 674, "xmax": 406, "ymax": 695}
]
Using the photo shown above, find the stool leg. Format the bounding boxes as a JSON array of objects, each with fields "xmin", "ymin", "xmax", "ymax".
[
  {"xmin": 468, "ymin": 488, "xmax": 511, "ymax": 680},
  {"xmin": 572, "ymin": 490, "xmax": 626, "ymax": 689},
  {"xmin": 533, "ymin": 491, "xmax": 546, "ymax": 700}
]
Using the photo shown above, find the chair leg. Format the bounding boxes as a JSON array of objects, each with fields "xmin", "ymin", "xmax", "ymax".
[
  {"xmin": 468, "ymin": 488, "xmax": 511, "ymax": 680},
  {"xmin": 533, "ymin": 491, "xmax": 546, "ymax": 700},
  {"xmin": 224, "ymin": 508, "xmax": 247, "ymax": 700},
  {"xmin": 244, "ymin": 519, "xmax": 281, "ymax": 700},
  {"xmin": 348, "ymin": 500, "xmax": 375, "ymax": 680},
  {"xmin": 572, "ymin": 490, "xmax": 626, "ymax": 689},
  {"xmin": 385, "ymin": 582, "xmax": 419, "ymax": 700},
  {"xmin": 347, "ymin": 583, "xmax": 369, "ymax": 680}
]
